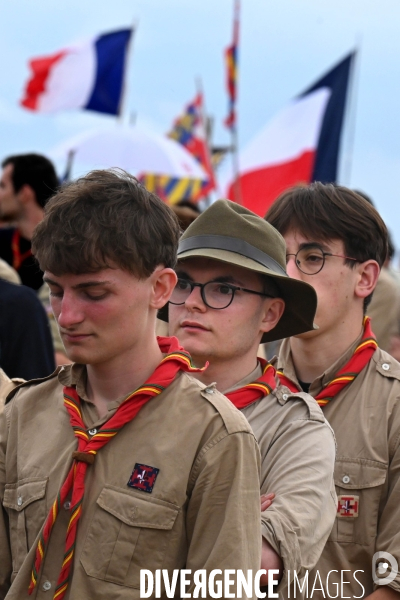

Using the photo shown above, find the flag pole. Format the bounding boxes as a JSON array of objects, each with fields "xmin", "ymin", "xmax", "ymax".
[
  {"xmin": 225, "ymin": 0, "xmax": 242, "ymax": 204},
  {"xmin": 118, "ymin": 19, "xmax": 138, "ymax": 124},
  {"xmin": 342, "ymin": 43, "xmax": 361, "ymax": 186}
]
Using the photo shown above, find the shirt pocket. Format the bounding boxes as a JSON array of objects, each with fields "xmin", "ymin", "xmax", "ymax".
[
  {"xmin": 330, "ymin": 458, "xmax": 387, "ymax": 545},
  {"xmin": 3, "ymin": 477, "xmax": 48, "ymax": 574},
  {"xmin": 80, "ymin": 485, "xmax": 180, "ymax": 589}
]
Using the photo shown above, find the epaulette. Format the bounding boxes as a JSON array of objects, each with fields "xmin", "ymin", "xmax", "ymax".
[{"xmin": 5, "ymin": 367, "xmax": 62, "ymax": 404}]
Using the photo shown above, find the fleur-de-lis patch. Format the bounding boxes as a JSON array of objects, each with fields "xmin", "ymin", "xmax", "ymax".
[{"xmin": 127, "ymin": 463, "xmax": 160, "ymax": 493}]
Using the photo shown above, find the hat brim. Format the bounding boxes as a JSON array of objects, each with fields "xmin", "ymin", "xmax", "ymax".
[{"xmin": 158, "ymin": 248, "xmax": 318, "ymax": 343}]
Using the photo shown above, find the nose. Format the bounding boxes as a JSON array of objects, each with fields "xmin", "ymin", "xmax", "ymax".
[
  {"xmin": 286, "ymin": 255, "xmax": 302, "ymax": 280},
  {"xmin": 184, "ymin": 284, "xmax": 207, "ymax": 312},
  {"xmin": 54, "ymin": 293, "xmax": 85, "ymax": 329}
]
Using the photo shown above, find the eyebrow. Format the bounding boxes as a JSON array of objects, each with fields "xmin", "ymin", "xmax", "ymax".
[
  {"xmin": 44, "ymin": 277, "xmax": 113, "ymax": 289},
  {"xmin": 297, "ymin": 241, "xmax": 332, "ymax": 253}
]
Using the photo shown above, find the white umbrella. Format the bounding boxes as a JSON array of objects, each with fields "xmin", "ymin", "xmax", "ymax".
[{"xmin": 50, "ymin": 125, "xmax": 207, "ymax": 180}]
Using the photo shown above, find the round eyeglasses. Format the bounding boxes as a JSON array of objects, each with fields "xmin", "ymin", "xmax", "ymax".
[
  {"xmin": 169, "ymin": 278, "xmax": 272, "ymax": 310},
  {"xmin": 286, "ymin": 246, "xmax": 359, "ymax": 275}
]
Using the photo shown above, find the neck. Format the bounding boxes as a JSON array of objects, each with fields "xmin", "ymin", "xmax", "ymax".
[
  {"xmin": 290, "ymin": 314, "xmax": 364, "ymax": 383},
  {"xmin": 17, "ymin": 205, "xmax": 44, "ymax": 240},
  {"xmin": 85, "ymin": 336, "xmax": 164, "ymax": 418},
  {"xmin": 192, "ymin": 352, "xmax": 260, "ymax": 393}
]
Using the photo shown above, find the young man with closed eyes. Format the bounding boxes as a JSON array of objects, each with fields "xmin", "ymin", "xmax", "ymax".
[{"xmin": 0, "ymin": 171, "xmax": 262, "ymax": 600}]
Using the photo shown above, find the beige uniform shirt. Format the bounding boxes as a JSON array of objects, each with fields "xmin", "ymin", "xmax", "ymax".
[
  {"xmin": 277, "ymin": 337, "xmax": 400, "ymax": 597},
  {"xmin": 0, "ymin": 364, "xmax": 261, "ymax": 600},
  {"xmin": 0, "ymin": 370, "xmax": 24, "ymax": 414},
  {"xmin": 224, "ymin": 365, "xmax": 337, "ymax": 596}
]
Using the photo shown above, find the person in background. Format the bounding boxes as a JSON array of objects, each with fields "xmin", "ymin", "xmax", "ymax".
[
  {"xmin": 266, "ymin": 182, "xmax": 400, "ymax": 599},
  {"xmin": 165, "ymin": 199, "xmax": 337, "ymax": 596},
  {"xmin": 0, "ymin": 278, "xmax": 55, "ymax": 380},
  {"xmin": 0, "ymin": 153, "xmax": 59, "ymax": 290}
]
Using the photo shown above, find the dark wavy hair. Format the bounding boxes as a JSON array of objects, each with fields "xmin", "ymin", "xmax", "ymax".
[{"xmin": 32, "ymin": 169, "xmax": 180, "ymax": 278}]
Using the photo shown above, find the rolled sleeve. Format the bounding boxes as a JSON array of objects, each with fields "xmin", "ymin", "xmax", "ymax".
[{"xmin": 260, "ymin": 416, "xmax": 337, "ymax": 593}]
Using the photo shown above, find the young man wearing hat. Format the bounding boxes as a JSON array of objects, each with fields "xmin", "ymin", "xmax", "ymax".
[
  {"xmin": 0, "ymin": 171, "xmax": 262, "ymax": 599},
  {"xmin": 165, "ymin": 199, "xmax": 337, "ymax": 595},
  {"xmin": 266, "ymin": 183, "xmax": 400, "ymax": 599}
]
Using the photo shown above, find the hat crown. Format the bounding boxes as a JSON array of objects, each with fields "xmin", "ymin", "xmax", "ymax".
[{"xmin": 180, "ymin": 199, "xmax": 287, "ymax": 272}]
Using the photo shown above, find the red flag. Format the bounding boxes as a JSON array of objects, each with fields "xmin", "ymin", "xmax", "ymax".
[{"xmin": 222, "ymin": 53, "xmax": 355, "ymax": 215}]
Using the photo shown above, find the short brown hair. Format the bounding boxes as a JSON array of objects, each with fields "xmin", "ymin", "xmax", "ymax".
[
  {"xmin": 32, "ymin": 169, "xmax": 180, "ymax": 278},
  {"xmin": 265, "ymin": 182, "xmax": 388, "ymax": 267}
]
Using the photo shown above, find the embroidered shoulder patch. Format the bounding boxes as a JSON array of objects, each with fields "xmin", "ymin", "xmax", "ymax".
[
  {"xmin": 127, "ymin": 463, "xmax": 160, "ymax": 493},
  {"xmin": 337, "ymin": 495, "xmax": 359, "ymax": 518}
]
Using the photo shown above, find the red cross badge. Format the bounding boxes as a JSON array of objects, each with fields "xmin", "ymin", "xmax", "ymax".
[
  {"xmin": 337, "ymin": 494, "xmax": 359, "ymax": 518},
  {"xmin": 127, "ymin": 463, "xmax": 160, "ymax": 493}
]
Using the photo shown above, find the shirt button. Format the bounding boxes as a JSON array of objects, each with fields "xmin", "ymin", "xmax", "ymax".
[
  {"xmin": 88, "ymin": 428, "xmax": 97, "ymax": 435},
  {"xmin": 205, "ymin": 388, "xmax": 214, "ymax": 394},
  {"xmin": 42, "ymin": 581, "xmax": 52, "ymax": 591},
  {"xmin": 382, "ymin": 363, "xmax": 390, "ymax": 371},
  {"xmin": 342, "ymin": 475, "xmax": 351, "ymax": 484},
  {"xmin": 282, "ymin": 394, "xmax": 289, "ymax": 401},
  {"xmin": 63, "ymin": 501, "xmax": 71, "ymax": 510},
  {"xmin": 17, "ymin": 496, "xmax": 23, "ymax": 506}
]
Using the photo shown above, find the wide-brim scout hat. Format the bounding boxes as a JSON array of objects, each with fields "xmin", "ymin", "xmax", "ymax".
[{"xmin": 159, "ymin": 199, "xmax": 318, "ymax": 343}]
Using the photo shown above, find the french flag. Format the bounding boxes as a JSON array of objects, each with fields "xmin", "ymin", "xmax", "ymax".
[
  {"xmin": 224, "ymin": 53, "xmax": 355, "ymax": 216},
  {"xmin": 20, "ymin": 29, "xmax": 132, "ymax": 116}
]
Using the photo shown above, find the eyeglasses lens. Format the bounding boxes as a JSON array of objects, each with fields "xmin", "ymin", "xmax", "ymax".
[
  {"xmin": 296, "ymin": 247, "xmax": 325, "ymax": 275},
  {"xmin": 169, "ymin": 280, "xmax": 234, "ymax": 309}
]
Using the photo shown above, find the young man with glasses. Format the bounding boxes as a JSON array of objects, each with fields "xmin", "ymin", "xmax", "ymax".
[
  {"xmin": 163, "ymin": 199, "xmax": 337, "ymax": 596},
  {"xmin": 266, "ymin": 182, "xmax": 400, "ymax": 599}
]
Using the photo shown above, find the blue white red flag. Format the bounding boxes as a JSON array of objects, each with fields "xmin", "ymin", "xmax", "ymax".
[
  {"xmin": 223, "ymin": 53, "xmax": 355, "ymax": 215},
  {"xmin": 224, "ymin": 0, "xmax": 240, "ymax": 130},
  {"xmin": 20, "ymin": 29, "xmax": 132, "ymax": 115}
]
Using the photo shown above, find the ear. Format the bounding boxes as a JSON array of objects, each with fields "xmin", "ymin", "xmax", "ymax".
[
  {"xmin": 354, "ymin": 260, "xmax": 380, "ymax": 300},
  {"xmin": 17, "ymin": 184, "xmax": 36, "ymax": 205},
  {"xmin": 149, "ymin": 267, "xmax": 178, "ymax": 310},
  {"xmin": 260, "ymin": 298, "xmax": 285, "ymax": 335}
]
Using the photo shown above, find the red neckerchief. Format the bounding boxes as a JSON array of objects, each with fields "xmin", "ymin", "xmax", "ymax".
[
  {"xmin": 11, "ymin": 229, "xmax": 32, "ymax": 270},
  {"xmin": 28, "ymin": 336, "xmax": 206, "ymax": 600},
  {"xmin": 225, "ymin": 359, "xmax": 277, "ymax": 409},
  {"xmin": 277, "ymin": 317, "xmax": 378, "ymax": 407}
]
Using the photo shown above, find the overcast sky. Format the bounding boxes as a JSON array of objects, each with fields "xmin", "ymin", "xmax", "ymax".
[{"xmin": 1, "ymin": 0, "xmax": 400, "ymax": 252}]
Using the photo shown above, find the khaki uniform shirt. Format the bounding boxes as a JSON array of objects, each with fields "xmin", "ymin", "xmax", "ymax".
[
  {"xmin": 224, "ymin": 365, "xmax": 337, "ymax": 597},
  {"xmin": 277, "ymin": 337, "xmax": 400, "ymax": 597},
  {"xmin": 0, "ymin": 364, "xmax": 261, "ymax": 600},
  {"xmin": 0, "ymin": 370, "xmax": 24, "ymax": 414}
]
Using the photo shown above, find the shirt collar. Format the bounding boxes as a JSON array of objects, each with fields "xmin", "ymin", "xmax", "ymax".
[
  {"xmin": 223, "ymin": 362, "xmax": 263, "ymax": 394},
  {"xmin": 278, "ymin": 330, "xmax": 364, "ymax": 396}
]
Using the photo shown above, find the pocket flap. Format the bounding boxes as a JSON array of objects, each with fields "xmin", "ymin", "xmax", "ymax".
[
  {"xmin": 96, "ymin": 486, "xmax": 179, "ymax": 530},
  {"xmin": 3, "ymin": 478, "xmax": 48, "ymax": 511},
  {"xmin": 334, "ymin": 458, "xmax": 387, "ymax": 489}
]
